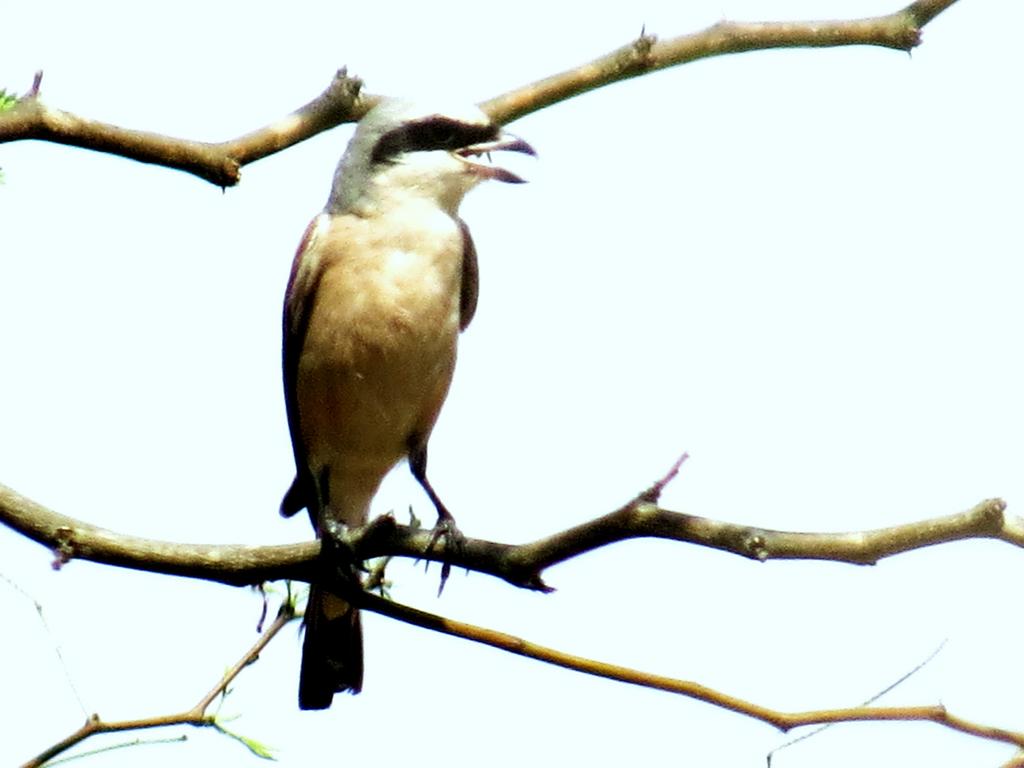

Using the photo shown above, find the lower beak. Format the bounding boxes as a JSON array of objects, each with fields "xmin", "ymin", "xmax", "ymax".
[{"xmin": 454, "ymin": 132, "xmax": 536, "ymax": 184}]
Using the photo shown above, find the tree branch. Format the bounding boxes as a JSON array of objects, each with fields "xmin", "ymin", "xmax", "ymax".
[
  {"xmin": 27, "ymin": 569, "xmax": 1024, "ymax": 765},
  {"xmin": 3, "ymin": 475, "xmax": 1022, "ymax": 593},
  {"xmin": 21, "ymin": 600, "xmax": 295, "ymax": 768},
  {"xmin": 0, "ymin": 0, "xmax": 960, "ymax": 185},
  {"xmin": 0, "ymin": 69, "xmax": 367, "ymax": 187},
  {"xmin": 346, "ymin": 586, "xmax": 1024, "ymax": 753},
  {"xmin": 0, "ymin": 482, "xmax": 318, "ymax": 585},
  {"xmin": 482, "ymin": 0, "xmax": 959, "ymax": 123}
]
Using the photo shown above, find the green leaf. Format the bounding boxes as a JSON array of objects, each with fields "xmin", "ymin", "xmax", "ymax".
[
  {"xmin": 0, "ymin": 88, "xmax": 16, "ymax": 112},
  {"xmin": 213, "ymin": 721, "xmax": 277, "ymax": 760},
  {"xmin": 0, "ymin": 88, "xmax": 16, "ymax": 182}
]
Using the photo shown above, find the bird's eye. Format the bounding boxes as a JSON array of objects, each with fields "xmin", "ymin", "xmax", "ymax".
[
  {"xmin": 424, "ymin": 124, "xmax": 456, "ymax": 147},
  {"xmin": 413, "ymin": 119, "xmax": 462, "ymax": 151},
  {"xmin": 372, "ymin": 117, "xmax": 498, "ymax": 165}
]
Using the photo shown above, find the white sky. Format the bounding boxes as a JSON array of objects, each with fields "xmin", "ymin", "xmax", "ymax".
[{"xmin": 2, "ymin": 1, "xmax": 1023, "ymax": 766}]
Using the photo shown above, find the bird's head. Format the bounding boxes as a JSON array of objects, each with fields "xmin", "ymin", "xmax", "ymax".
[{"xmin": 328, "ymin": 98, "xmax": 535, "ymax": 215}]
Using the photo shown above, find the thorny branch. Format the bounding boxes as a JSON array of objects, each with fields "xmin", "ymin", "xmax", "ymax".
[
  {"xmin": 4, "ymin": 458, "xmax": 1024, "ymax": 761},
  {"xmin": 0, "ymin": 0, "xmax": 958, "ymax": 185},
  {"xmin": 2, "ymin": 479, "xmax": 1021, "ymax": 593}
]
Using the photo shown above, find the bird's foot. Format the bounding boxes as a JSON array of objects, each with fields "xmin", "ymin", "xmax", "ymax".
[
  {"xmin": 321, "ymin": 518, "xmax": 356, "ymax": 554},
  {"xmin": 425, "ymin": 510, "xmax": 465, "ymax": 595},
  {"xmin": 426, "ymin": 509, "xmax": 465, "ymax": 554},
  {"xmin": 319, "ymin": 519, "xmax": 372, "ymax": 597}
]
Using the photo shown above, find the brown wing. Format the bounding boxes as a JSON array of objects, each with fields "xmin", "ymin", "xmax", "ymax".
[
  {"xmin": 280, "ymin": 216, "xmax": 327, "ymax": 520},
  {"xmin": 457, "ymin": 218, "xmax": 479, "ymax": 331},
  {"xmin": 282, "ymin": 216, "xmax": 366, "ymax": 708}
]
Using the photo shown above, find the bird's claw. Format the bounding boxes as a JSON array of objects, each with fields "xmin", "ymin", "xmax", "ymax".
[
  {"xmin": 424, "ymin": 513, "xmax": 465, "ymax": 595},
  {"xmin": 425, "ymin": 512, "xmax": 464, "ymax": 553}
]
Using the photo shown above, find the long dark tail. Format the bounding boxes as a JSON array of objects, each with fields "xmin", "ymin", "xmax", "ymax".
[{"xmin": 299, "ymin": 584, "xmax": 364, "ymax": 709}]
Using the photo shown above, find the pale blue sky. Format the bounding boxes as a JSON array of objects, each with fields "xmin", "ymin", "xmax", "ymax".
[{"xmin": 3, "ymin": 1, "xmax": 1023, "ymax": 766}]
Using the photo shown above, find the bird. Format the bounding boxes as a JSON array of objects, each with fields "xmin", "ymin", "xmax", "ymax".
[{"xmin": 279, "ymin": 97, "xmax": 534, "ymax": 709}]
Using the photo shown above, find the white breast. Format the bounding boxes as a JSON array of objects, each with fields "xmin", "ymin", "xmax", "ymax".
[{"xmin": 295, "ymin": 204, "xmax": 465, "ymax": 524}]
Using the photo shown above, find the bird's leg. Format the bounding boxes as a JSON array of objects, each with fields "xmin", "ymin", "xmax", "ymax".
[
  {"xmin": 408, "ymin": 441, "xmax": 464, "ymax": 592},
  {"xmin": 317, "ymin": 467, "xmax": 369, "ymax": 592},
  {"xmin": 318, "ymin": 518, "xmax": 364, "ymax": 590},
  {"xmin": 317, "ymin": 467, "xmax": 355, "ymax": 562}
]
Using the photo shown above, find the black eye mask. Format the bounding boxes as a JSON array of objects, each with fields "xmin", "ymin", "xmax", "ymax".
[{"xmin": 371, "ymin": 116, "xmax": 499, "ymax": 164}]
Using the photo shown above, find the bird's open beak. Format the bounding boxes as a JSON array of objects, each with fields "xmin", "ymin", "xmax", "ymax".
[{"xmin": 454, "ymin": 132, "xmax": 536, "ymax": 184}]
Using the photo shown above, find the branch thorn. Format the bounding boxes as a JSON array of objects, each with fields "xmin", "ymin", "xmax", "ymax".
[{"xmin": 638, "ymin": 452, "xmax": 689, "ymax": 504}]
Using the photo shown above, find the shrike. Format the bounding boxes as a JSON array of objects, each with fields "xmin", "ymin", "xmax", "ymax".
[{"xmin": 280, "ymin": 98, "xmax": 534, "ymax": 709}]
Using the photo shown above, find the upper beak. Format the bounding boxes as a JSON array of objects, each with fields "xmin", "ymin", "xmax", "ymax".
[{"xmin": 454, "ymin": 132, "xmax": 536, "ymax": 184}]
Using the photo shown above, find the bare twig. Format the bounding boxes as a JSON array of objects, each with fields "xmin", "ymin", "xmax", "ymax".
[
  {"xmin": 0, "ymin": 0, "xmax": 959, "ymax": 185},
  {"xmin": 44, "ymin": 735, "xmax": 190, "ymax": 764},
  {"xmin": 21, "ymin": 601, "xmax": 296, "ymax": 768},
  {"xmin": 767, "ymin": 640, "xmax": 948, "ymax": 761},
  {"xmin": 349, "ymin": 589, "xmax": 1024, "ymax": 752},
  {"xmin": 0, "ymin": 69, "xmax": 366, "ymax": 186},
  {"xmin": 481, "ymin": 0, "xmax": 958, "ymax": 122},
  {"xmin": 0, "ymin": 482, "xmax": 318, "ymax": 585},
  {"xmin": 3, "ymin": 480, "xmax": 1022, "ymax": 592},
  {"xmin": 1, "ymin": 574, "xmax": 88, "ymax": 716},
  {"xmin": 23, "ymin": 579, "xmax": 1024, "ymax": 764}
]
